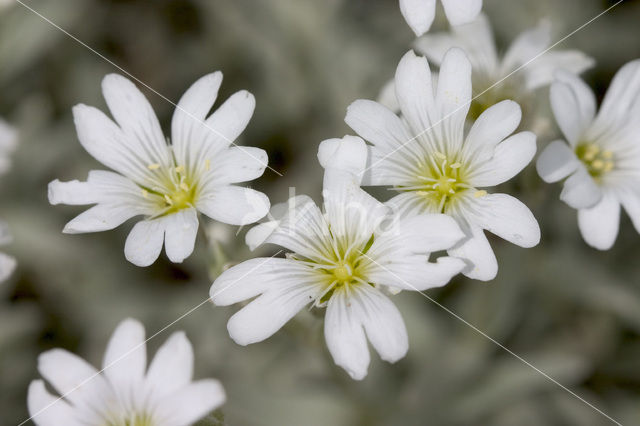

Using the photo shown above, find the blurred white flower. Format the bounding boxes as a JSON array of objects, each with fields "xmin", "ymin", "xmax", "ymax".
[
  {"xmin": 536, "ymin": 62, "xmax": 640, "ymax": 250},
  {"xmin": 346, "ymin": 48, "xmax": 540, "ymax": 281},
  {"xmin": 0, "ymin": 220, "xmax": 16, "ymax": 283},
  {"xmin": 28, "ymin": 318, "xmax": 225, "ymax": 426},
  {"xmin": 400, "ymin": 0, "xmax": 482, "ymax": 37},
  {"xmin": 210, "ymin": 136, "xmax": 466, "ymax": 380},
  {"xmin": 413, "ymin": 15, "xmax": 594, "ymax": 120},
  {"xmin": 0, "ymin": 118, "xmax": 18, "ymax": 175},
  {"xmin": 49, "ymin": 73, "xmax": 270, "ymax": 266}
]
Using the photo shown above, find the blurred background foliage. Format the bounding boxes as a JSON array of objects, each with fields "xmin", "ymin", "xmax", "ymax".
[{"xmin": 1, "ymin": 0, "xmax": 640, "ymax": 425}]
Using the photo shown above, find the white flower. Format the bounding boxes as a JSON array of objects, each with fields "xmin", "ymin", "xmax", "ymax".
[
  {"xmin": 346, "ymin": 48, "xmax": 540, "ymax": 281},
  {"xmin": 0, "ymin": 220, "xmax": 16, "ymax": 283},
  {"xmin": 536, "ymin": 62, "xmax": 640, "ymax": 250},
  {"xmin": 27, "ymin": 318, "xmax": 225, "ymax": 426},
  {"xmin": 413, "ymin": 15, "xmax": 594, "ymax": 120},
  {"xmin": 48, "ymin": 73, "xmax": 270, "ymax": 266},
  {"xmin": 0, "ymin": 118, "xmax": 18, "ymax": 175},
  {"xmin": 400, "ymin": 0, "xmax": 482, "ymax": 37},
  {"xmin": 210, "ymin": 136, "xmax": 466, "ymax": 380}
]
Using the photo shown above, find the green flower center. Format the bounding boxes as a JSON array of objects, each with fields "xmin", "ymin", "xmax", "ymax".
[
  {"xmin": 292, "ymin": 231, "xmax": 375, "ymax": 306},
  {"xmin": 141, "ymin": 164, "xmax": 198, "ymax": 216},
  {"xmin": 576, "ymin": 143, "xmax": 614, "ymax": 179},
  {"xmin": 396, "ymin": 152, "xmax": 484, "ymax": 213}
]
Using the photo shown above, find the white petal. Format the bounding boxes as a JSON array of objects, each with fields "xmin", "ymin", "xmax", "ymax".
[
  {"xmin": 244, "ymin": 195, "xmax": 311, "ymax": 251},
  {"xmin": 193, "ymin": 91, "xmax": 256, "ymax": 163},
  {"xmin": 536, "ymin": 140, "xmax": 580, "ymax": 183},
  {"xmin": 399, "ymin": 0, "xmax": 436, "ymax": 37},
  {"xmin": 101, "ymin": 74, "xmax": 171, "ymax": 168},
  {"xmin": 102, "ymin": 318, "xmax": 146, "ymax": 401},
  {"xmin": 197, "ymin": 186, "xmax": 269, "ymax": 226},
  {"xmin": 171, "ymin": 72, "xmax": 223, "ymax": 170},
  {"xmin": 164, "ymin": 208, "xmax": 199, "ymax": 263},
  {"xmin": 414, "ymin": 33, "xmax": 457, "ymax": 67},
  {"xmin": 578, "ymin": 193, "xmax": 620, "ymax": 250},
  {"xmin": 72, "ymin": 105, "xmax": 158, "ymax": 184},
  {"xmin": 524, "ymin": 50, "xmax": 594, "ymax": 91},
  {"xmin": 435, "ymin": 47, "xmax": 472, "ymax": 154},
  {"xmin": 394, "ymin": 51, "xmax": 439, "ymax": 144},
  {"xmin": 49, "ymin": 170, "xmax": 152, "ymax": 207},
  {"xmin": 48, "ymin": 179, "xmax": 99, "ymax": 205},
  {"xmin": 345, "ymin": 100, "xmax": 413, "ymax": 152},
  {"xmin": 0, "ymin": 252, "xmax": 16, "ymax": 282},
  {"xmin": 448, "ymin": 225, "xmax": 497, "ymax": 281},
  {"xmin": 597, "ymin": 59, "xmax": 640, "ymax": 128},
  {"xmin": 463, "ymin": 100, "xmax": 521, "ymax": 164},
  {"xmin": 27, "ymin": 380, "xmax": 81, "ymax": 426},
  {"xmin": 469, "ymin": 131, "xmax": 537, "ymax": 187},
  {"xmin": 322, "ymin": 170, "xmax": 389, "ymax": 245},
  {"xmin": 501, "ymin": 19, "xmax": 551, "ymax": 74},
  {"xmin": 325, "ymin": 289, "xmax": 370, "ymax": 380},
  {"xmin": 206, "ymin": 146, "xmax": 268, "ymax": 185},
  {"xmin": 367, "ymin": 254, "xmax": 466, "ymax": 291},
  {"xmin": 467, "ymin": 193, "xmax": 540, "ymax": 247},
  {"xmin": 226, "ymin": 279, "xmax": 320, "ymax": 345},
  {"xmin": 371, "ymin": 213, "xmax": 465, "ymax": 255},
  {"xmin": 245, "ymin": 221, "xmax": 279, "ymax": 251},
  {"xmin": 125, "ymin": 218, "xmax": 167, "ymax": 267},
  {"xmin": 560, "ymin": 167, "xmax": 602, "ymax": 209},
  {"xmin": 619, "ymin": 189, "xmax": 640, "ymax": 234},
  {"xmin": 441, "ymin": 0, "xmax": 482, "ymax": 26},
  {"xmin": 317, "ymin": 135, "xmax": 368, "ymax": 179},
  {"xmin": 145, "ymin": 331, "xmax": 193, "ymax": 400},
  {"xmin": 550, "ymin": 75, "xmax": 594, "ymax": 145},
  {"xmin": 353, "ymin": 285, "xmax": 408, "ymax": 364},
  {"xmin": 37, "ymin": 349, "xmax": 110, "ymax": 408},
  {"xmin": 62, "ymin": 203, "xmax": 141, "ymax": 234},
  {"xmin": 154, "ymin": 379, "xmax": 225, "ymax": 426},
  {"xmin": 210, "ymin": 257, "xmax": 316, "ymax": 305},
  {"xmin": 258, "ymin": 197, "xmax": 334, "ymax": 261}
]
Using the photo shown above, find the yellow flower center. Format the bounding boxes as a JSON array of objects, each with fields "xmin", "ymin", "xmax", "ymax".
[
  {"xmin": 396, "ymin": 152, "xmax": 479, "ymax": 213},
  {"xmin": 142, "ymin": 164, "xmax": 198, "ymax": 216},
  {"xmin": 576, "ymin": 143, "xmax": 614, "ymax": 179},
  {"xmin": 332, "ymin": 262, "xmax": 354, "ymax": 283}
]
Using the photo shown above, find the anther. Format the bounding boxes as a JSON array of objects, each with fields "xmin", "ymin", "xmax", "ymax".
[
  {"xmin": 474, "ymin": 190, "xmax": 487, "ymax": 198},
  {"xmin": 164, "ymin": 195, "xmax": 173, "ymax": 205},
  {"xmin": 147, "ymin": 163, "xmax": 160, "ymax": 170}
]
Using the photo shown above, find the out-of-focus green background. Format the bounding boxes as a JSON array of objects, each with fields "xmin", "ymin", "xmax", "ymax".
[{"xmin": 1, "ymin": 0, "xmax": 640, "ymax": 424}]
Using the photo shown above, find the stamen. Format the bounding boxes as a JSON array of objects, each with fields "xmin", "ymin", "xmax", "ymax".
[
  {"xmin": 434, "ymin": 151, "xmax": 446, "ymax": 160},
  {"xmin": 205, "ymin": 159, "xmax": 211, "ymax": 171},
  {"xmin": 175, "ymin": 165, "xmax": 185, "ymax": 173},
  {"xmin": 180, "ymin": 182, "xmax": 190, "ymax": 191},
  {"xmin": 450, "ymin": 162, "xmax": 461, "ymax": 169},
  {"xmin": 474, "ymin": 190, "xmax": 487, "ymax": 198},
  {"xmin": 592, "ymin": 159, "xmax": 604, "ymax": 170},
  {"xmin": 164, "ymin": 195, "xmax": 173, "ymax": 205},
  {"xmin": 147, "ymin": 163, "xmax": 161, "ymax": 170},
  {"xmin": 141, "ymin": 189, "xmax": 149, "ymax": 198},
  {"xmin": 602, "ymin": 150, "xmax": 613, "ymax": 159}
]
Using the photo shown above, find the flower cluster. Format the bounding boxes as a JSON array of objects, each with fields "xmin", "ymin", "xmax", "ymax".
[{"xmin": 18, "ymin": 0, "xmax": 640, "ymax": 424}]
